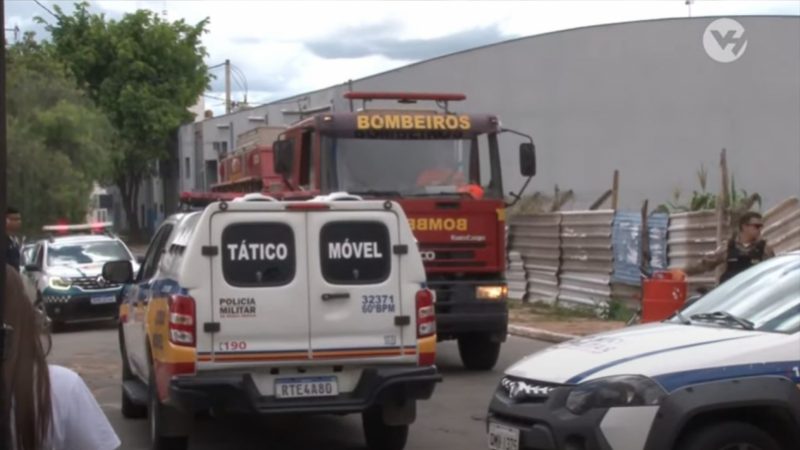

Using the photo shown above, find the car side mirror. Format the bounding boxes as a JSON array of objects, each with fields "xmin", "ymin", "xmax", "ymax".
[
  {"xmin": 24, "ymin": 264, "xmax": 41, "ymax": 273},
  {"xmin": 519, "ymin": 142, "xmax": 536, "ymax": 177},
  {"xmin": 103, "ymin": 260, "xmax": 134, "ymax": 284},
  {"xmin": 273, "ymin": 140, "xmax": 293, "ymax": 175}
]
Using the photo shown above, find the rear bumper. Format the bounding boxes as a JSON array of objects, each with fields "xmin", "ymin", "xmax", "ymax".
[{"xmin": 168, "ymin": 366, "xmax": 441, "ymax": 415}]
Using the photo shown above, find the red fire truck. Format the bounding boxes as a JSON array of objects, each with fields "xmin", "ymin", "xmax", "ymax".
[{"xmin": 181, "ymin": 92, "xmax": 536, "ymax": 370}]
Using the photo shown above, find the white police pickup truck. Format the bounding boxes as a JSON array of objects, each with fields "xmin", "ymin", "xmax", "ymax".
[
  {"xmin": 102, "ymin": 194, "xmax": 441, "ymax": 450},
  {"xmin": 488, "ymin": 252, "xmax": 800, "ymax": 450}
]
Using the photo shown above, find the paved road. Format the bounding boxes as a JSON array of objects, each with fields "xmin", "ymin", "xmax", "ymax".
[{"xmin": 48, "ymin": 323, "xmax": 549, "ymax": 450}]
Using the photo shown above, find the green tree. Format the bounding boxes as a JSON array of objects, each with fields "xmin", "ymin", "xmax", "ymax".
[
  {"xmin": 42, "ymin": 2, "xmax": 210, "ymax": 238},
  {"xmin": 6, "ymin": 34, "xmax": 115, "ymax": 233}
]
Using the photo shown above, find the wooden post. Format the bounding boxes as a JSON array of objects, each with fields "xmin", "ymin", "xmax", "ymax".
[
  {"xmin": 611, "ymin": 169, "xmax": 620, "ymax": 211},
  {"xmin": 715, "ymin": 148, "xmax": 730, "ymax": 281},
  {"xmin": 641, "ymin": 200, "xmax": 651, "ymax": 276}
]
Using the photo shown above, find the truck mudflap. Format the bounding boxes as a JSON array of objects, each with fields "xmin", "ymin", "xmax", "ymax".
[
  {"xmin": 167, "ymin": 366, "xmax": 441, "ymax": 415},
  {"xmin": 430, "ymin": 279, "xmax": 508, "ymax": 341}
]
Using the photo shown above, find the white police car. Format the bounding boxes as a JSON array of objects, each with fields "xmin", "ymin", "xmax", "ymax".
[
  {"xmin": 488, "ymin": 252, "xmax": 800, "ymax": 450},
  {"xmin": 25, "ymin": 223, "xmax": 140, "ymax": 328}
]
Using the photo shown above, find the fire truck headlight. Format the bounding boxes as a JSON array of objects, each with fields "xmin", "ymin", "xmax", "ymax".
[{"xmin": 476, "ymin": 285, "xmax": 507, "ymax": 300}]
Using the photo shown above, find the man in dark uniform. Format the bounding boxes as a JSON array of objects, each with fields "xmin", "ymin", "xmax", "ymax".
[
  {"xmin": 5, "ymin": 207, "xmax": 23, "ymax": 271},
  {"xmin": 686, "ymin": 211, "xmax": 775, "ymax": 284}
]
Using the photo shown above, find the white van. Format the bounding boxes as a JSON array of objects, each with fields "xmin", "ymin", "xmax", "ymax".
[
  {"xmin": 103, "ymin": 195, "xmax": 441, "ymax": 450},
  {"xmin": 487, "ymin": 252, "xmax": 800, "ymax": 450}
]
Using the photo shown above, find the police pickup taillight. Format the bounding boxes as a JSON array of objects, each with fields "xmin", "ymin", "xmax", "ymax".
[
  {"xmin": 416, "ymin": 289, "xmax": 435, "ymax": 338},
  {"xmin": 416, "ymin": 288, "xmax": 436, "ymax": 366},
  {"xmin": 168, "ymin": 295, "xmax": 196, "ymax": 346}
]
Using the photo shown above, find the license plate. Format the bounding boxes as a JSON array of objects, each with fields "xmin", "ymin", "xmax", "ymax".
[
  {"xmin": 274, "ymin": 376, "xmax": 338, "ymax": 399},
  {"xmin": 488, "ymin": 422, "xmax": 520, "ymax": 450},
  {"xmin": 90, "ymin": 296, "xmax": 116, "ymax": 305}
]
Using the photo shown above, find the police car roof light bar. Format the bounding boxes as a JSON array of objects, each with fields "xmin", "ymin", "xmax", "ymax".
[{"xmin": 42, "ymin": 222, "xmax": 114, "ymax": 233}]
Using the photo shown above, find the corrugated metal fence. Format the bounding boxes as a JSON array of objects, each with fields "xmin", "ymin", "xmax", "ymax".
[
  {"xmin": 506, "ymin": 213, "xmax": 560, "ymax": 304},
  {"xmin": 763, "ymin": 197, "xmax": 800, "ymax": 255},
  {"xmin": 666, "ymin": 210, "xmax": 726, "ymax": 293},
  {"xmin": 505, "ymin": 196, "xmax": 798, "ymax": 309},
  {"xmin": 558, "ymin": 211, "xmax": 614, "ymax": 309}
]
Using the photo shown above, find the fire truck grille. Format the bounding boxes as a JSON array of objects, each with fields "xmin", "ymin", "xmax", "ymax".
[{"xmin": 419, "ymin": 243, "xmax": 486, "ymax": 267}]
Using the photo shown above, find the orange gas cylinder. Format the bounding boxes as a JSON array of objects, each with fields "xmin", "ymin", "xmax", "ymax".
[{"xmin": 641, "ymin": 270, "xmax": 688, "ymax": 323}]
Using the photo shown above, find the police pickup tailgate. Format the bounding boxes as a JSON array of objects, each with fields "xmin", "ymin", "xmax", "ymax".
[{"xmin": 205, "ymin": 202, "xmax": 418, "ymax": 376}]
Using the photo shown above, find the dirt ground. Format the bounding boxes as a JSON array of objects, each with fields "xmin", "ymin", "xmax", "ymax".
[{"xmin": 508, "ymin": 304, "xmax": 627, "ymax": 336}]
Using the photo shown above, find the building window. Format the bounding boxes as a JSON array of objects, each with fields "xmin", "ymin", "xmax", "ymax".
[
  {"xmin": 212, "ymin": 141, "xmax": 230, "ymax": 155},
  {"xmin": 185, "ymin": 157, "xmax": 191, "ymax": 179}
]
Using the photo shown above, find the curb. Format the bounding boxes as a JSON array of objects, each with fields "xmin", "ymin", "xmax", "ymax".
[{"xmin": 508, "ymin": 324, "xmax": 578, "ymax": 343}]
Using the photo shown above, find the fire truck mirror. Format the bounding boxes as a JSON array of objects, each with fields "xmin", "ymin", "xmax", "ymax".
[
  {"xmin": 519, "ymin": 142, "xmax": 536, "ymax": 177},
  {"xmin": 273, "ymin": 140, "xmax": 294, "ymax": 175}
]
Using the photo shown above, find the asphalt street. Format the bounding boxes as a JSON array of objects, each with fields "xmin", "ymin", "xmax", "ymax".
[{"xmin": 48, "ymin": 323, "xmax": 549, "ymax": 450}]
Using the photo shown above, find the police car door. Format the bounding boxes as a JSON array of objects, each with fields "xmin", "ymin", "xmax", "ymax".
[
  {"xmin": 210, "ymin": 211, "xmax": 310, "ymax": 363},
  {"xmin": 307, "ymin": 208, "xmax": 410, "ymax": 362}
]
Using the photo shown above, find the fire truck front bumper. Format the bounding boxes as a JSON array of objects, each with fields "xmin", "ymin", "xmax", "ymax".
[{"xmin": 429, "ymin": 280, "xmax": 508, "ymax": 341}]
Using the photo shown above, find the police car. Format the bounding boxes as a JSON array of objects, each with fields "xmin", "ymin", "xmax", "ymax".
[
  {"xmin": 101, "ymin": 194, "xmax": 441, "ymax": 450},
  {"xmin": 24, "ymin": 223, "xmax": 140, "ymax": 328},
  {"xmin": 487, "ymin": 252, "xmax": 800, "ymax": 450}
]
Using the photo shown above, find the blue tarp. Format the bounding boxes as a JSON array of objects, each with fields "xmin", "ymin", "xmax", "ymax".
[{"xmin": 612, "ymin": 211, "xmax": 669, "ymax": 286}]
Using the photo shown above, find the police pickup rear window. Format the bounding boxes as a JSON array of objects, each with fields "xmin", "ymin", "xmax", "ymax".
[
  {"xmin": 320, "ymin": 221, "xmax": 390, "ymax": 285},
  {"xmin": 222, "ymin": 223, "xmax": 295, "ymax": 287}
]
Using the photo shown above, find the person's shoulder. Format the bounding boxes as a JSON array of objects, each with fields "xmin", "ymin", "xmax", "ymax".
[{"xmin": 48, "ymin": 365, "xmax": 84, "ymax": 390}]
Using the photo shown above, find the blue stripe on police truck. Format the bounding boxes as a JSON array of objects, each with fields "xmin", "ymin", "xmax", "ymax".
[
  {"xmin": 565, "ymin": 336, "xmax": 756, "ymax": 384},
  {"xmin": 654, "ymin": 360, "xmax": 800, "ymax": 392}
]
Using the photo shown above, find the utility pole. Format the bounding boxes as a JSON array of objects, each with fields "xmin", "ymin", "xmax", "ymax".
[{"xmin": 225, "ymin": 59, "xmax": 232, "ymax": 114}]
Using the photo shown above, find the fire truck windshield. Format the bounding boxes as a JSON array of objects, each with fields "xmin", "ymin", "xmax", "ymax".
[{"xmin": 322, "ymin": 136, "xmax": 503, "ymax": 199}]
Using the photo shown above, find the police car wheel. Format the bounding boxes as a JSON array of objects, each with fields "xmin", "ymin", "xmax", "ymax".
[
  {"xmin": 362, "ymin": 406, "xmax": 409, "ymax": 450},
  {"xmin": 679, "ymin": 421, "xmax": 781, "ymax": 450},
  {"xmin": 458, "ymin": 334, "xmax": 501, "ymax": 371}
]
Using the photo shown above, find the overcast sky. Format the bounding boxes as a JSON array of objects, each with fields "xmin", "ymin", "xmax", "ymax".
[{"xmin": 6, "ymin": 0, "xmax": 800, "ymax": 115}]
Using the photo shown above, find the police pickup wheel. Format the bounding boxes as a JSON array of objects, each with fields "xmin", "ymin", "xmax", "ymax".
[
  {"xmin": 678, "ymin": 421, "xmax": 782, "ymax": 450},
  {"xmin": 458, "ymin": 333, "xmax": 501, "ymax": 371}
]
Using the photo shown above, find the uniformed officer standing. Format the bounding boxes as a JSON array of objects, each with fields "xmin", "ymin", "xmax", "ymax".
[
  {"xmin": 686, "ymin": 211, "xmax": 775, "ymax": 284},
  {"xmin": 5, "ymin": 207, "xmax": 22, "ymax": 272}
]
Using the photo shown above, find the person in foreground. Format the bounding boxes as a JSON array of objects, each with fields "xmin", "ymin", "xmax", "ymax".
[{"xmin": 1, "ymin": 264, "xmax": 121, "ymax": 450}]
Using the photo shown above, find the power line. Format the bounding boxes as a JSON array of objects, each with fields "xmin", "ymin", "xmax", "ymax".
[
  {"xmin": 203, "ymin": 93, "xmax": 227, "ymax": 101},
  {"xmin": 33, "ymin": 0, "xmax": 58, "ymax": 19}
]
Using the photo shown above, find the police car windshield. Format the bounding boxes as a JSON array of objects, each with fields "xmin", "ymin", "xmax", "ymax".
[
  {"xmin": 674, "ymin": 254, "xmax": 800, "ymax": 334},
  {"xmin": 324, "ymin": 137, "xmax": 494, "ymax": 197},
  {"xmin": 48, "ymin": 241, "xmax": 131, "ymax": 266}
]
